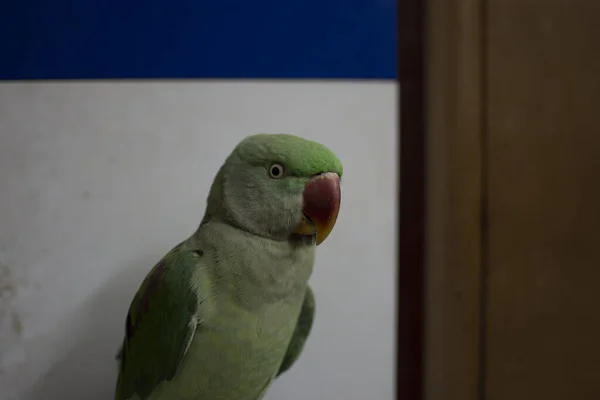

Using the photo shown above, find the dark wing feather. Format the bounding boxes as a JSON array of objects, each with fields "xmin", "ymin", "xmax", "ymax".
[{"xmin": 115, "ymin": 243, "xmax": 201, "ymax": 400}]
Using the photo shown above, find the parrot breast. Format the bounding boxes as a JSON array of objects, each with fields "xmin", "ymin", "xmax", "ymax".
[{"xmin": 145, "ymin": 222, "xmax": 315, "ymax": 400}]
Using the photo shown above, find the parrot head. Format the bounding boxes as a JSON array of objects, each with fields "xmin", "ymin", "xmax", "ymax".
[{"xmin": 207, "ymin": 133, "xmax": 343, "ymax": 246}]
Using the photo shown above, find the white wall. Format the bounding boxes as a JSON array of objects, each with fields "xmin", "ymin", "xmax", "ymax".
[{"xmin": 0, "ymin": 81, "xmax": 397, "ymax": 400}]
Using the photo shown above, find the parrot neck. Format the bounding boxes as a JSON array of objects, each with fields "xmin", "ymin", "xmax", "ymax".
[
  {"xmin": 200, "ymin": 164, "xmax": 247, "ymax": 232},
  {"xmin": 201, "ymin": 164, "xmax": 227, "ymax": 225},
  {"xmin": 188, "ymin": 221, "xmax": 316, "ymax": 305}
]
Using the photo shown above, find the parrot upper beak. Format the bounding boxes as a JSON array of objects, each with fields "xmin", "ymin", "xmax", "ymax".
[{"xmin": 293, "ymin": 172, "xmax": 341, "ymax": 245}]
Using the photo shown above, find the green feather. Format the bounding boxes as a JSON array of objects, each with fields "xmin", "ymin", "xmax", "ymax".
[
  {"xmin": 116, "ymin": 242, "xmax": 200, "ymax": 400},
  {"xmin": 235, "ymin": 133, "xmax": 343, "ymax": 178},
  {"xmin": 276, "ymin": 285, "xmax": 315, "ymax": 377}
]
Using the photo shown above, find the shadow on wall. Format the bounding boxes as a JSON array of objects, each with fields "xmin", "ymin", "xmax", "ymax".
[{"xmin": 23, "ymin": 257, "xmax": 156, "ymax": 400}]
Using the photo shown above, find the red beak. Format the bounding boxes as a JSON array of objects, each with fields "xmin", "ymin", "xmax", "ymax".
[{"xmin": 293, "ymin": 172, "xmax": 341, "ymax": 245}]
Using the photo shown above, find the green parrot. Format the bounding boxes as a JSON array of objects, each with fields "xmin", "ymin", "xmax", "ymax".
[{"xmin": 115, "ymin": 133, "xmax": 343, "ymax": 400}]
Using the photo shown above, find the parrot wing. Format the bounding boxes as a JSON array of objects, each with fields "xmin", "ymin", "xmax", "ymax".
[
  {"xmin": 276, "ymin": 285, "xmax": 315, "ymax": 377},
  {"xmin": 115, "ymin": 242, "xmax": 201, "ymax": 400}
]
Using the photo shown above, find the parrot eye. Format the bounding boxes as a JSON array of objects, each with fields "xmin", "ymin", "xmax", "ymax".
[{"xmin": 268, "ymin": 163, "xmax": 285, "ymax": 179}]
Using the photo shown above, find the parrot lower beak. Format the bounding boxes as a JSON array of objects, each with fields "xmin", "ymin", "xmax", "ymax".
[{"xmin": 293, "ymin": 172, "xmax": 341, "ymax": 245}]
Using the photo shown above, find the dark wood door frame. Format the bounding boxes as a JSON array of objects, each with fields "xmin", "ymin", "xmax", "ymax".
[
  {"xmin": 398, "ymin": 0, "xmax": 426, "ymax": 398},
  {"xmin": 398, "ymin": 1, "xmax": 486, "ymax": 399}
]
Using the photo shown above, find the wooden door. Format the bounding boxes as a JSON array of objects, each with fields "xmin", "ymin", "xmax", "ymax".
[{"xmin": 424, "ymin": 1, "xmax": 600, "ymax": 399}]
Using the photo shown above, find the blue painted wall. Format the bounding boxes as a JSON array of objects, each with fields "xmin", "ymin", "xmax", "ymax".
[{"xmin": 1, "ymin": 0, "xmax": 396, "ymax": 79}]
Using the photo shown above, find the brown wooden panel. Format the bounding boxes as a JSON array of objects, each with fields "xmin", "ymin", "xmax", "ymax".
[
  {"xmin": 486, "ymin": 1, "xmax": 600, "ymax": 399},
  {"xmin": 424, "ymin": 1, "xmax": 485, "ymax": 399}
]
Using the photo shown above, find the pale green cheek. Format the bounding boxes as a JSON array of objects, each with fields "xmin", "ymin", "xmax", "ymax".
[{"xmin": 283, "ymin": 177, "xmax": 308, "ymax": 193}]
